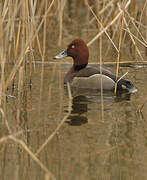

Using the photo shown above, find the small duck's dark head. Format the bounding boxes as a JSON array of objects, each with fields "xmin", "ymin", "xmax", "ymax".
[{"xmin": 53, "ymin": 39, "xmax": 89, "ymax": 68}]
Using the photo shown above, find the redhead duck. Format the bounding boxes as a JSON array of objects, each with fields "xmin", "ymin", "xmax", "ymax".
[{"xmin": 53, "ymin": 39, "xmax": 137, "ymax": 92}]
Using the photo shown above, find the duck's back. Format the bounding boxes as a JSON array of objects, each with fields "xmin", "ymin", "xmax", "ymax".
[
  {"xmin": 75, "ymin": 66, "xmax": 117, "ymax": 80},
  {"xmin": 71, "ymin": 66, "xmax": 134, "ymax": 91}
]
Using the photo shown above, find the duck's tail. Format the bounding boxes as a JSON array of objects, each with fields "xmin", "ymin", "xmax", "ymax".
[{"xmin": 117, "ymin": 79, "xmax": 137, "ymax": 93}]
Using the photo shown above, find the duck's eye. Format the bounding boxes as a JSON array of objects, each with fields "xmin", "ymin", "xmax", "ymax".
[{"xmin": 71, "ymin": 45, "xmax": 75, "ymax": 49}]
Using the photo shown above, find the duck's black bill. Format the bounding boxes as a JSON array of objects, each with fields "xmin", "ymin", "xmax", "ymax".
[{"xmin": 53, "ymin": 50, "xmax": 68, "ymax": 59}]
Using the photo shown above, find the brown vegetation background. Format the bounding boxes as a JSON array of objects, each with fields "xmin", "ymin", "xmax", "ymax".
[{"xmin": 0, "ymin": 0, "xmax": 146, "ymax": 179}]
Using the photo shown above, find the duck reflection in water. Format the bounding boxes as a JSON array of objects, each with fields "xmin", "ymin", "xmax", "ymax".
[
  {"xmin": 65, "ymin": 88, "xmax": 132, "ymax": 126},
  {"xmin": 66, "ymin": 95, "xmax": 88, "ymax": 126}
]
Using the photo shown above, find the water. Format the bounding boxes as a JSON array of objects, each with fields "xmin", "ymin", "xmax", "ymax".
[{"xmin": 1, "ymin": 62, "xmax": 147, "ymax": 180}]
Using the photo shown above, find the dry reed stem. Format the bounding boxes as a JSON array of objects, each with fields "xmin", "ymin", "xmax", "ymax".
[
  {"xmin": 0, "ymin": 60, "xmax": 5, "ymax": 106},
  {"xmin": 86, "ymin": 2, "xmax": 119, "ymax": 53},
  {"xmin": 125, "ymin": 10, "xmax": 147, "ymax": 45},
  {"xmin": 47, "ymin": 63, "xmax": 57, "ymax": 112},
  {"xmin": 2, "ymin": 14, "xmax": 54, "ymax": 23},
  {"xmin": 14, "ymin": 21, "xmax": 21, "ymax": 62},
  {"xmin": 0, "ymin": 106, "xmax": 11, "ymax": 133},
  {"xmin": 105, "ymin": 15, "xmax": 121, "ymax": 56},
  {"xmin": 89, "ymin": 0, "xmax": 114, "ymax": 24},
  {"xmin": 99, "ymin": 0, "xmax": 114, "ymax": 15},
  {"xmin": 38, "ymin": 0, "xmax": 48, "ymax": 115},
  {"xmin": 116, "ymin": 71, "xmax": 128, "ymax": 83},
  {"xmin": 18, "ymin": 66, "xmax": 24, "ymax": 92},
  {"xmin": 37, "ymin": 35, "xmax": 43, "ymax": 57},
  {"xmin": 123, "ymin": 28, "xmax": 147, "ymax": 47},
  {"xmin": 4, "ymin": 0, "xmax": 55, "ymax": 91},
  {"xmin": 114, "ymin": 11, "xmax": 123, "ymax": 96},
  {"xmin": 3, "ymin": 1, "xmax": 23, "ymax": 33},
  {"xmin": 43, "ymin": 0, "xmax": 47, "ymax": 59},
  {"xmin": 28, "ymin": 0, "xmax": 38, "ymax": 79},
  {"xmin": 33, "ymin": 61, "xmax": 147, "ymax": 66},
  {"xmin": 136, "ymin": 0, "xmax": 147, "ymax": 35},
  {"xmin": 131, "ymin": 19, "xmax": 147, "ymax": 29},
  {"xmin": 137, "ymin": 99, "xmax": 147, "ymax": 112},
  {"xmin": 146, "ymin": 0, "xmax": 147, "ymax": 56},
  {"xmin": 58, "ymin": 66, "xmax": 64, "ymax": 117},
  {"xmin": 58, "ymin": 0, "xmax": 66, "ymax": 46},
  {"xmin": 0, "ymin": 2, "xmax": 5, "ymax": 106},
  {"xmin": 2, "ymin": 1, "xmax": 8, "ymax": 21},
  {"xmin": 38, "ymin": 66, "xmax": 45, "ymax": 116},
  {"xmin": 35, "ymin": 82, "xmax": 72, "ymax": 156},
  {"xmin": 0, "ymin": 131, "xmax": 23, "ymax": 144},
  {"xmin": 37, "ymin": 36, "xmax": 44, "ymax": 116},
  {"xmin": 17, "ymin": 66, "xmax": 24, "ymax": 123},
  {"xmin": 123, "ymin": 19, "xmax": 144, "ymax": 61},
  {"xmin": 99, "ymin": 34, "xmax": 104, "ymax": 121},
  {"xmin": 87, "ymin": 0, "xmax": 131, "ymax": 47},
  {"xmin": 114, "ymin": 118, "xmax": 120, "ymax": 165},
  {"xmin": 30, "ymin": 0, "xmax": 38, "ymax": 17},
  {"xmin": 9, "ymin": 136, "xmax": 56, "ymax": 180},
  {"xmin": 7, "ymin": 0, "xmax": 14, "ymax": 79},
  {"xmin": 120, "ymin": 3, "xmax": 144, "ymax": 61}
]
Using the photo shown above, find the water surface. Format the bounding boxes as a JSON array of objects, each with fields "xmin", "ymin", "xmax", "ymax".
[{"xmin": 1, "ymin": 62, "xmax": 147, "ymax": 180}]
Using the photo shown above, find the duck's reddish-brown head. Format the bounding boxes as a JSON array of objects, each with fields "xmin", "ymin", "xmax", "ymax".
[
  {"xmin": 67, "ymin": 39, "xmax": 89, "ymax": 66},
  {"xmin": 53, "ymin": 39, "xmax": 89, "ymax": 69}
]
